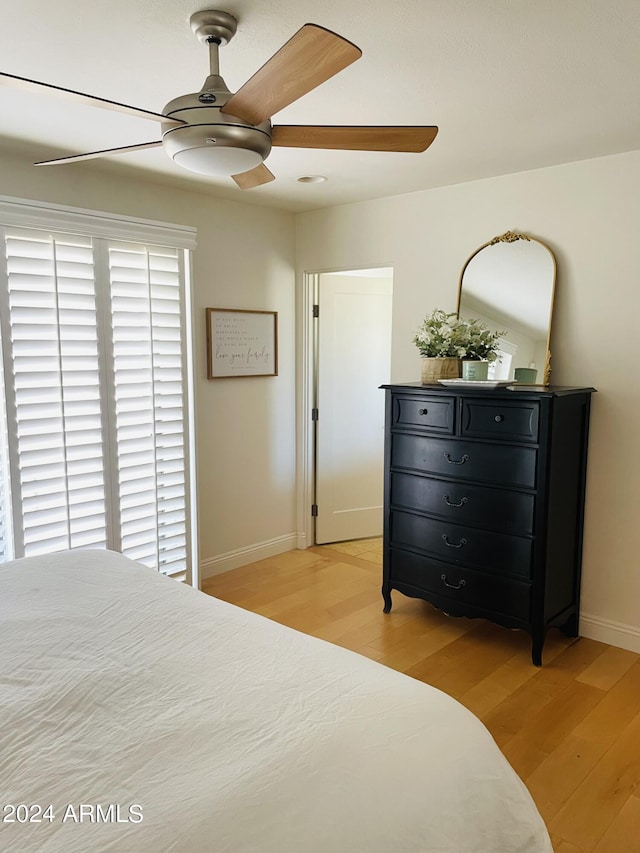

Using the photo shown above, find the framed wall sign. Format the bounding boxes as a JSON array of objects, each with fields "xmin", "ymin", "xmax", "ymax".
[{"xmin": 206, "ymin": 308, "xmax": 278, "ymax": 379}]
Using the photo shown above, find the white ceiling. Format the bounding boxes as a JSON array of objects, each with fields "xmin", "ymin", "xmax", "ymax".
[{"xmin": 1, "ymin": 0, "xmax": 639, "ymax": 213}]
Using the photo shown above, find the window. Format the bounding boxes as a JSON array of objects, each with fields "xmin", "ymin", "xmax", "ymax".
[
  {"xmin": 0, "ymin": 198, "xmax": 197, "ymax": 582},
  {"xmin": 488, "ymin": 337, "xmax": 518, "ymax": 380}
]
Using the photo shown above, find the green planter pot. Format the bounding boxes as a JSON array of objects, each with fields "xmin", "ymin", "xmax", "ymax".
[{"xmin": 461, "ymin": 360, "xmax": 489, "ymax": 381}]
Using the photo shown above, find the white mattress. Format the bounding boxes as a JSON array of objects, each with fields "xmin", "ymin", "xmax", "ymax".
[{"xmin": 0, "ymin": 549, "xmax": 552, "ymax": 852}]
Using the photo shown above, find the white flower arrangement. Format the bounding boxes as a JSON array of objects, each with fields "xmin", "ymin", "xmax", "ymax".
[
  {"xmin": 413, "ymin": 309, "xmax": 466, "ymax": 358},
  {"xmin": 413, "ymin": 309, "xmax": 504, "ymax": 362}
]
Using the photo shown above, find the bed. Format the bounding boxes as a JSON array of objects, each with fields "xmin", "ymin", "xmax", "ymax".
[{"xmin": 1, "ymin": 549, "xmax": 552, "ymax": 852}]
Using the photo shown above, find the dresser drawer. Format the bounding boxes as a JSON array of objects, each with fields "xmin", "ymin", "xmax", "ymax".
[
  {"xmin": 390, "ymin": 509, "xmax": 532, "ymax": 578},
  {"xmin": 389, "ymin": 548, "xmax": 531, "ymax": 622},
  {"xmin": 390, "ymin": 471, "xmax": 535, "ymax": 535},
  {"xmin": 461, "ymin": 399, "xmax": 540, "ymax": 442},
  {"xmin": 393, "ymin": 394, "xmax": 454, "ymax": 433},
  {"xmin": 391, "ymin": 433, "xmax": 537, "ymax": 489}
]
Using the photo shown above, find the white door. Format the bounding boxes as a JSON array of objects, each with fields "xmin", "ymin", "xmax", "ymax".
[{"xmin": 315, "ymin": 270, "xmax": 392, "ymax": 544}]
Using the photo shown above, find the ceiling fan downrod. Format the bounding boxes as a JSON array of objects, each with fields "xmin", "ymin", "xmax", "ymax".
[
  {"xmin": 189, "ymin": 11, "xmax": 237, "ymax": 101},
  {"xmin": 207, "ymin": 38, "xmax": 221, "ymax": 77}
]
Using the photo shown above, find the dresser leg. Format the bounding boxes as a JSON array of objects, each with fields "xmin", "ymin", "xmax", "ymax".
[
  {"xmin": 382, "ymin": 586, "xmax": 392, "ymax": 614},
  {"xmin": 559, "ymin": 612, "xmax": 579, "ymax": 638},
  {"xmin": 531, "ymin": 629, "xmax": 544, "ymax": 667}
]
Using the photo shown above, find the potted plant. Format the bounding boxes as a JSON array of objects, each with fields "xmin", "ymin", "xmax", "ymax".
[
  {"xmin": 413, "ymin": 309, "xmax": 467, "ymax": 383},
  {"xmin": 413, "ymin": 310, "xmax": 504, "ymax": 383},
  {"xmin": 456, "ymin": 318, "xmax": 504, "ymax": 380}
]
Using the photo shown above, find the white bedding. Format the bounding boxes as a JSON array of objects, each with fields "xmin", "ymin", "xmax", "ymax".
[{"xmin": 0, "ymin": 549, "xmax": 552, "ymax": 852}]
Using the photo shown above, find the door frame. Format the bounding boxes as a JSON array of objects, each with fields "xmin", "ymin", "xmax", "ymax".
[{"xmin": 296, "ymin": 265, "xmax": 393, "ymax": 549}]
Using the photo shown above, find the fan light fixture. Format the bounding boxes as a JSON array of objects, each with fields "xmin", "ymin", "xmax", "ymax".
[{"xmin": 173, "ymin": 146, "xmax": 263, "ymax": 176}]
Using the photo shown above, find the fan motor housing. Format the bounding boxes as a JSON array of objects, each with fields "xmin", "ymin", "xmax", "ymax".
[{"xmin": 162, "ymin": 93, "xmax": 272, "ymax": 176}]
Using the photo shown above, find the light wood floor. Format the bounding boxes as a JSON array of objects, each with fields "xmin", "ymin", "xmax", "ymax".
[{"xmin": 202, "ymin": 539, "xmax": 640, "ymax": 853}]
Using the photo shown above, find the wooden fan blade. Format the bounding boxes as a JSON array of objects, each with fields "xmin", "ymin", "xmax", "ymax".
[
  {"xmin": 222, "ymin": 24, "xmax": 361, "ymax": 126},
  {"xmin": 272, "ymin": 125, "xmax": 439, "ymax": 152},
  {"xmin": 35, "ymin": 141, "xmax": 163, "ymax": 166},
  {"xmin": 231, "ymin": 163, "xmax": 276, "ymax": 189},
  {"xmin": 0, "ymin": 71, "xmax": 184, "ymax": 126}
]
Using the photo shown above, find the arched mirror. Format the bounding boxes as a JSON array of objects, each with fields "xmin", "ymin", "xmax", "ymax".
[{"xmin": 457, "ymin": 231, "xmax": 556, "ymax": 384}]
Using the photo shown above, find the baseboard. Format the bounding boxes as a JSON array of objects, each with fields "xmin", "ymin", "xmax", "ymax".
[
  {"xmin": 580, "ymin": 612, "xmax": 640, "ymax": 654},
  {"xmin": 200, "ymin": 533, "xmax": 299, "ymax": 580},
  {"xmin": 297, "ymin": 530, "xmax": 311, "ymax": 550}
]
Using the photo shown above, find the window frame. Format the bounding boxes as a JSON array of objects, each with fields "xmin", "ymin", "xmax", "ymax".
[{"xmin": 0, "ymin": 195, "xmax": 198, "ymax": 586}]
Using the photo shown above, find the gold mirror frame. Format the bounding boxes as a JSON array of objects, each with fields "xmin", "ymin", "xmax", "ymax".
[{"xmin": 456, "ymin": 230, "xmax": 557, "ymax": 384}]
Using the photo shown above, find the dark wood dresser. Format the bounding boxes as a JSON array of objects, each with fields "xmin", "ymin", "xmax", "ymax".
[{"xmin": 381, "ymin": 382, "xmax": 594, "ymax": 665}]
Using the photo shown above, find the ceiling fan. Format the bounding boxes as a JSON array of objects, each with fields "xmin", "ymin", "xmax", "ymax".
[{"xmin": 0, "ymin": 10, "xmax": 438, "ymax": 189}]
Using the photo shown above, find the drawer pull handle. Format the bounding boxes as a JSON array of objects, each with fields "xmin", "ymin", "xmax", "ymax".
[
  {"xmin": 441, "ymin": 574, "xmax": 467, "ymax": 590},
  {"xmin": 442, "ymin": 534, "xmax": 467, "ymax": 548},
  {"xmin": 444, "ymin": 452, "xmax": 469, "ymax": 465},
  {"xmin": 419, "ymin": 408, "xmax": 429, "ymax": 415},
  {"xmin": 444, "ymin": 495, "xmax": 468, "ymax": 508},
  {"xmin": 494, "ymin": 414, "xmax": 504, "ymax": 423}
]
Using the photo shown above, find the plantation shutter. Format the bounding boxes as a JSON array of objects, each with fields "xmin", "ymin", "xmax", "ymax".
[
  {"xmin": 0, "ymin": 479, "xmax": 8, "ymax": 562},
  {"xmin": 0, "ymin": 205, "xmax": 195, "ymax": 581},
  {"xmin": 107, "ymin": 241, "xmax": 188, "ymax": 576},
  {"xmin": 0, "ymin": 228, "xmax": 107, "ymax": 557},
  {"xmin": 0, "ymin": 401, "xmax": 11, "ymax": 563}
]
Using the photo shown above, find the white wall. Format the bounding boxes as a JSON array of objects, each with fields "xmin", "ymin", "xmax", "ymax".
[
  {"xmin": 0, "ymin": 142, "xmax": 298, "ymax": 578},
  {"xmin": 297, "ymin": 149, "xmax": 640, "ymax": 653}
]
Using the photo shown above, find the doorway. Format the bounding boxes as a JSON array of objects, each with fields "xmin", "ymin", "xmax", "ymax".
[{"xmin": 312, "ymin": 268, "xmax": 393, "ymax": 544}]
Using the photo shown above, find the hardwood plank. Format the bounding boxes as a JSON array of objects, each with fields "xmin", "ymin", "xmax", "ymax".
[
  {"xmin": 307, "ymin": 545, "xmax": 381, "ymax": 572},
  {"xmin": 533, "ymin": 638, "xmax": 609, "ymax": 687},
  {"xmin": 592, "ymin": 793, "xmax": 640, "ymax": 853},
  {"xmin": 511, "ymin": 681, "xmax": 605, "ymax": 756},
  {"xmin": 573, "ymin": 660, "xmax": 640, "ymax": 745},
  {"xmin": 239, "ymin": 565, "xmax": 369, "ymax": 618},
  {"xmin": 526, "ymin": 662, "xmax": 640, "ymax": 826},
  {"xmin": 482, "ymin": 677, "xmax": 563, "ymax": 748},
  {"xmin": 326, "ymin": 586, "xmax": 379, "ymax": 618},
  {"xmin": 426, "ymin": 623, "xmax": 527, "ymax": 700},
  {"xmin": 202, "ymin": 552, "xmax": 331, "ymax": 599},
  {"xmin": 461, "ymin": 639, "xmax": 569, "ymax": 720},
  {"xmin": 526, "ymin": 734, "xmax": 611, "ymax": 824},
  {"xmin": 576, "ymin": 646, "xmax": 640, "ymax": 691},
  {"xmin": 550, "ymin": 711, "xmax": 640, "ymax": 850},
  {"xmin": 313, "ymin": 602, "xmax": 410, "ymax": 647},
  {"xmin": 551, "ymin": 837, "xmax": 584, "ymax": 853},
  {"xmin": 360, "ymin": 630, "xmax": 453, "ymax": 672},
  {"xmin": 480, "ymin": 639, "xmax": 607, "ymax": 745}
]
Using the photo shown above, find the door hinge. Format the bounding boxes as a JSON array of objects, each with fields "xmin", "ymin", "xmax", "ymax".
[
  {"xmin": 311, "ymin": 407, "xmax": 319, "ymax": 421},
  {"xmin": 312, "ymin": 304, "xmax": 319, "ymax": 318},
  {"xmin": 311, "ymin": 504, "xmax": 318, "ymax": 517}
]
